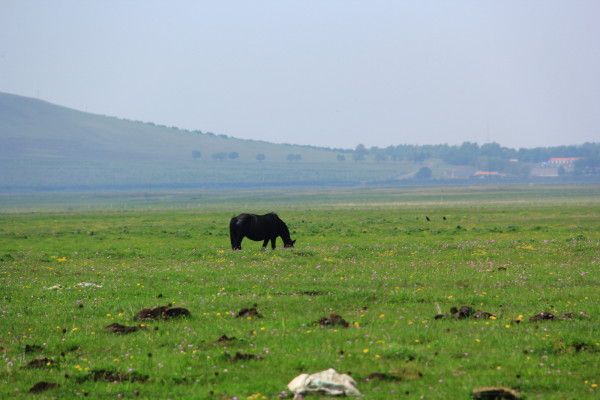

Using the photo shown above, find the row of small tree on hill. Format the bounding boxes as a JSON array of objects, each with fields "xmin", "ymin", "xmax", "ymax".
[
  {"xmin": 189, "ymin": 141, "xmax": 600, "ymax": 175},
  {"xmin": 355, "ymin": 142, "xmax": 600, "ymax": 165},
  {"xmin": 191, "ymin": 151, "xmax": 301, "ymax": 162},
  {"xmin": 350, "ymin": 142, "xmax": 600, "ymax": 175}
]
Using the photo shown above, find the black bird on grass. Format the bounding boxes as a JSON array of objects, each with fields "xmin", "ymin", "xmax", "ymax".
[{"xmin": 425, "ymin": 216, "xmax": 431, "ymax": 222}]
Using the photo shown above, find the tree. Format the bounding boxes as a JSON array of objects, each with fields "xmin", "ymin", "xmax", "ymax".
[
  {"xmin": 374, "ymin": 153, "xmax": 387, "ymax": 162},
  {"xmin": 228, "ymin": 152, "xmax": 239, "ymax": 160},
  {"xmin": 211, "ymin": 152, "xmax": 227, "ymax": 161},
  {"xmin": 191, "ymin": 150, "xmax": 202, "ymax": 159},
  {"xmin": 353, "ymin": 144, "xmax": 368, "ymax": 161},
  {"xmin": 409, "ymin": 151, "xmax": 428, "ymax": 162},
  {"xmin": 256, "ymin": 153, "xmax": 266, "ymax": 162},
  {"xmin": 336, "ymin": 154, "xmax": 346, "ymax": 161},
  {"xmin": 415, "ymin": 167, "xmax": 432, "ymax": 180},
  {"xmin": 574, "ymin": 157, "xmax": 600, "ymax": 175}
]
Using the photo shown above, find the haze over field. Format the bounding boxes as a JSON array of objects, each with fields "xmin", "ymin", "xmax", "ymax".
[
  {"xmin": 1, "ymin": 91, "xmax": 599, "ymax": 191},
  {"xmin": 1, "ymin": 1, "xmax": 600, "ymax": 149}
]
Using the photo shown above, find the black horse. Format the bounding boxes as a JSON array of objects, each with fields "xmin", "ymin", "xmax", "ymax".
[{"xmin": 229, "ymin": 213, "xmax": 296, "ymax": 250}]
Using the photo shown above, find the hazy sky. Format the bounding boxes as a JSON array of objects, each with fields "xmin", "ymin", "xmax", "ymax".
[{"xmin": 1, "ymin": 1, "xmax": 599, "ymax": 149}]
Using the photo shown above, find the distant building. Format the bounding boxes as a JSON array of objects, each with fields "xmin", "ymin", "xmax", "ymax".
[
  {"xmin": 444, "ymin": 166, "xmax": 476, "ymax": 179},
  {"xmin": 548, "ymin": 157, "xmax": 581, "ymax": 165},
  {"xmin": 545, "ymin": 157, "xmax": 581, "ymax": 173},
  {"xmin": 530, "ymin": 166, "xmax": 559, "ymax": 177},
  {"xmin": 473, "ymin": 171, "xmax": 505, "ymax": 178}
]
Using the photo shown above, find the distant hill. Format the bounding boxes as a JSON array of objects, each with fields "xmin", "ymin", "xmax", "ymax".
[
  {"xmin": 3, "ymin": 92, "xmax": 598, "ymax": 191},
  {"xmin": 0, "ymin": 92, "xmax": 341, "ymax": 163},
  {"xmin": 0, "ymin": 92, "xmax": 415, "ymax": 190}
]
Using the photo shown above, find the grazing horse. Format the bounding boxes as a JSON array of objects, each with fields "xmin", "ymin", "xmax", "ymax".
[{"xmin": 229, "ymin": 213, "xmax": 296, "ymax": 250}]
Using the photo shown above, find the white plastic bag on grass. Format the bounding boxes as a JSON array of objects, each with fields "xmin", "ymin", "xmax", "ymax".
[{"xmin": 287, "ymin": 368, "xmax": 361, "ymax": 398}]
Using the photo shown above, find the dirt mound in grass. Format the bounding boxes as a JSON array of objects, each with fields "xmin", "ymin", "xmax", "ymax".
[
  {"xmin": 363, "ymin": 368, "xmax": 422, "ymax": 382},
  {"xmin": 530, "ymin": 311, "xmax": 589, "ymax": 322},
  {"xmin": 434, "ymin": 306, "xmax": 495, "ymax": 320},
  {"xmin": 529, "ymin": 311, "xmax": 554, "ymax": 321},
  {"xmin": 298, "ymin": 290, "xmax": 325, "ymax": 296},
  {"xmin": 570, "ymin": 341, "xmax": 597, "ymax": 353},
  {"xmin": 78, "ymin": 369, "xmax": 149, "ymax": 383},
  {"xmin": 105, "ymin": 323, "xmax": 141, "ymax": 334},
  {"xmin": 29, "ymin": 381, "xmax": 59, "ymax": 393},
  {"xmin": 226, "ymin": 351, "xmax": 263, "ymax": 362},
  {"xmin": 26, "ymin": 358, "xmax": 56, "ymax": 369},
  {"xmin": 473, "ymin": 310, "xmax": 495, "ymax": 319},
  {"xmin": 236, "ymin": 304, "xmax": 262, "ymax": 318},
  {"xmin": 472, "ymin": 386, "xmax": 521, "ymax": 399},
  {"xmin": 216, "ymin": 335, "xmax": 237, "ymax": 343},
  {"xmin": 317, "ymin": 313, "xmax": 350, "ymax": 328},
  {"xmin": 365, "ymin": 372, "xmax": 403, "ymax": 382},
  {"xmin": 134, "ymin": 305, "xmax": 190, "ymax": 321},
  {"xmin": 24, "ymin": 344, "xmax": 43, "ymax": 353}
]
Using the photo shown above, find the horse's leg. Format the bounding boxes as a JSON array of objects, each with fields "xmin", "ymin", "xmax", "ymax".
[
  {"xmin": 271, "ymin": 237, "xmax": 276, "ymax": 249},
  {"xmin": 231, "ymin": 234, "xmax": 242, "ymax": 250},
  {"xmin": 262, "ymin": 239, "xmax": 268, "ymax": 250},
  {"xmin": 230, "ymin": 221, "xmax": 242, "ymax": 250}
]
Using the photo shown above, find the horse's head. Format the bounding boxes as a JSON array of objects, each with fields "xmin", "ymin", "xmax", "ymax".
[{"xmin": 284, "ymin": 239, "xmax": 296, "ymax": 248}]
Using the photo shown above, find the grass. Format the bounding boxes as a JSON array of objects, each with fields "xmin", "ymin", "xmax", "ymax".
[{"xmin": 1, "ymin": 186, "xmax": 599, "ymax": 399}]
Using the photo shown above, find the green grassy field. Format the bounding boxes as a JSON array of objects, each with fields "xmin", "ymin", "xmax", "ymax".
[{"xmin": 1, "ymin": 186, "xmax": 599, "ymax": 399}]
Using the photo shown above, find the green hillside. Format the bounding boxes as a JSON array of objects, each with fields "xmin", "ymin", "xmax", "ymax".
[
  {"xmin": 0, "ymin": 92, "xmax": 340, "ymax": 163},
  {"xmin": 0, "ymin": 92, "xmax": 419, "ymax": 190}
]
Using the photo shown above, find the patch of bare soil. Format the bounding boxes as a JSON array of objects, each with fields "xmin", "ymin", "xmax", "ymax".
[
  {"xmin": 316, "ymin": 313, "xmax": 350, "ymax": 328},
  {"xmin": 164, "ymin": 307, "xmax": 191, "ymax": 318},
  {"xmin": 26, "ymin": 358, "xmax": 56, "ymax": 369},
  {"xmin": 552, "ymin": 340, "xmax": 598, "ymax": 354},
  {"xmin": 298, "ymin": 290, "xmax": 325, "ymax": 296},
  {"xmin": 569, "ymin": 341, "xmax": 597, "ymax": 353},
  {"xmin": 105, "ymin": 323, "xmax": 141, "ymax": 334},
  {"xmin": 472, "ymin": 386, "xmax": 521, "ymax": 399},
  {"xmin": 29, "ymin": 382, "xmax": 59, "ymax": 394},
  {"xmin": 216, "ymin": 335, "xmax": 237, "ymax": 343},
  {"xmin": 529, "ymin": 311, "xmax": 554, "ymax": 321},
  {"xmin": 226, "ymin": 351, "xmax": 263, "ymax": 362},
  {"xmin": 24, "ymin": 344, "xmax": 43, "ymax": 353},
  {"xmin": 134, "ymin": 305, "xmax": 190, "ymax": 321},
  {"xmin": 473, "ymin": 310, "xmax": 495, "ymax": 319},
  {"xmin": 363, "ymin": 369, "xmax": 423, "ymax": 382},
  {"xmin": 435, "ymin": 306, "xmax": 495, "ymax": 320},
  {"xmin": 236, "ymin": 304, "xmax": 262, "ymax": 318},
  {"xmin": 559, "ymin": 311, "xmax": 589, "ymax": 320},
  {"xmin": 530, "ymin": 310, "xmax": 590, "ymax": 322},
  {"xmin": 78, "ymin": 369, "xmax": 149, "ymax": 383}
]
